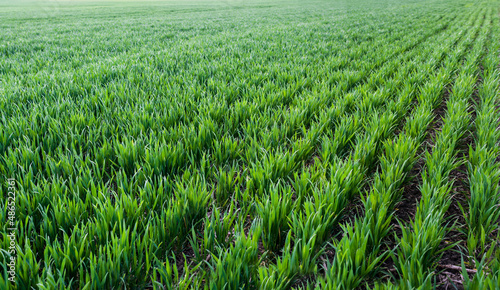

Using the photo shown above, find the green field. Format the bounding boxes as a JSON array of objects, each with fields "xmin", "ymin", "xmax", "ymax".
[{"xmin": 1, "ymin": 0, "xmax": 500, "ymax": 288}]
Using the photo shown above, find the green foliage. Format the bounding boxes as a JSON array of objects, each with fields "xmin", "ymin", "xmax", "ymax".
[{"xmin": 0, "ymin": 0, "xmax": 499, "ymax": 288}]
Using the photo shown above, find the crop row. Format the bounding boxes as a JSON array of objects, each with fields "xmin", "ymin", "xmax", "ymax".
[
  {"xmin": 385, "ymin": 7, "xmax": 492, "ymax": 289},
  {"xmin": 315, "ymin": 7, "xmax": 488, "ymax": 289},
  {"xmin": 462, "ymin": 10, "xmax": 500, "ymax": 288}
]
